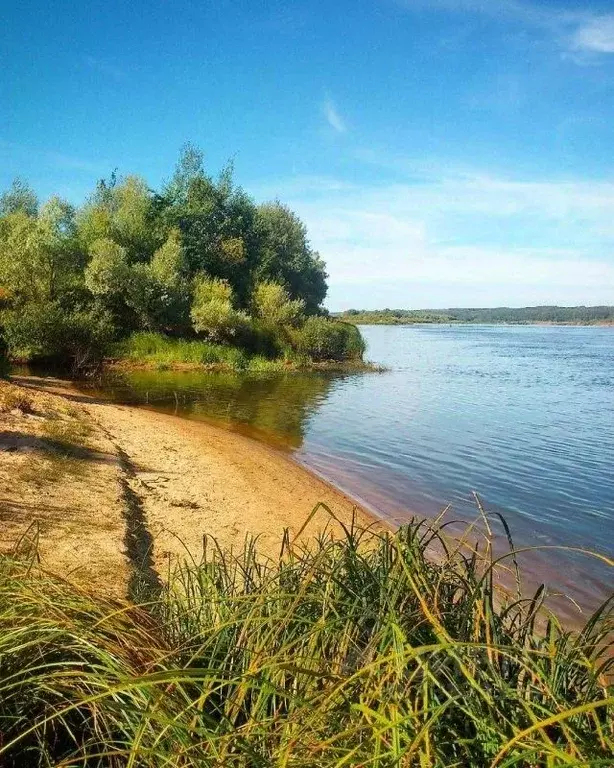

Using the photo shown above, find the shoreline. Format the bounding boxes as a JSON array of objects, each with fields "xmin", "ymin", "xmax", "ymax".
[
  {"xmin": 2, "ymin": 375, "xmax": 380, "ymax": 594},
  {"xmin": 347, "ymin": 320, "xmax": 614, "ymax": 327},
  {"xmin": 104, "ymin": 357, "xmax": 384, "ymax": 374}
]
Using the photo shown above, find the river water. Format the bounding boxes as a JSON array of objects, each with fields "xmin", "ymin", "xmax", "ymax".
[{"xmin": 83, "ymin": 324, "xmax": 613, "ymax": 619}]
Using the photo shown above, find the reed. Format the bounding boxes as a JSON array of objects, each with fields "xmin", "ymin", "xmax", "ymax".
[{"xmin": 0, "ymin": 510, "xmax": 611, "ymax": 766}]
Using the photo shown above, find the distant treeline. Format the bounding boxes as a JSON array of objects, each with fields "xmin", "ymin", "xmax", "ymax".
[
  {"xmin": 339, "ymin": 306, "xmax": 614, "ymax": 326},
  {"xmin": 0, "ymin": 145, "xmax": 365, "ymax": 374}
]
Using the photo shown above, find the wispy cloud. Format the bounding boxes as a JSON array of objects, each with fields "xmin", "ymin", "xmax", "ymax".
[
  {"xmin": 0, "ymin": 138, "xmax": 106, "ymax": 175},
  {"xmin": 259, "ymin": 166, "xmax": 614, "ymax": 308},
  {"xmin": 400, "ymin": 0, "xmax": 614, "ymax": 62},
  {"xmin": 573, "ymin": 15, "xmax": 614, "ymax": 54},
  {"xmin": 323, "ymin": 97, "xmax": 347, "ymax": 133}
]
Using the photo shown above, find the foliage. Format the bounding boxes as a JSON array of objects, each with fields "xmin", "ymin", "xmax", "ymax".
[
  {"xmin": 294, "ymin": 316, "xmax": 366, "ymax": 361},
  {"xmin": 256, "ymin": 202, "xmax": 327, "ymax": 314},
  {"xmin": 190, "ymin": 275, "xmax": 250, "ymax": 343},
  {"xmin": 2, "ymin": 301, "xmax": 115, "ymax": 372},
  {"xmin": 0, "ymin": 147, "xmax": 366, "ymax": 371},
  {"xmin": 252, "ymin": 280, "xmax": 305, "ymax": 327},
  {"xmin": 0, "ymin": 513, "xmax": 611, "ymax": 766},
  {"xmin": 112, "ymin": 332, "xmax": 368, "ymax": 373},
  {"xmin": 114, "ymin": 331, "xmax": 249, "ymax": 370},
  {"xmin": 0, "ymin": 178, "xmax": 38, "ymax": 217},
  {"xmin": 85, "ymin": 237, "xmax": 130, "ymax": 297}
]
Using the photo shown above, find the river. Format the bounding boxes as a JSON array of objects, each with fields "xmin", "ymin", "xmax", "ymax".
[{"xmin": 83, "ymin": 324, "xmax": 614, "ymax": 619}]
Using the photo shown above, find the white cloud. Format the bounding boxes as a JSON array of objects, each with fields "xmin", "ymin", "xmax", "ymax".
[
  {"xmin": 259, "ymin": 169, "xmax": 614, "ymax": 309},
  {"xmin": 323, "ymin": 98, "xmax": 347, "ymax": 133},
  {"xmin": 573, "ymin": 15, "xmax": 614, "ymax": 53},
  {"xmin": 400, "ymin": 0, "xmax": 614, "ymax": 60}
]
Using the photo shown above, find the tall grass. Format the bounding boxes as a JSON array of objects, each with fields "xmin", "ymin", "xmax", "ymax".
[
  {"xmin": 111, "ymin": 332, "xmax": 375, "ymax": 373},
  {"xmin": 112, "ymin": 332, "xmax": 252, "ymax": 370},
  {"xmin": 0, "ymin": 510, "xmax": 611, "ymax": 766}
]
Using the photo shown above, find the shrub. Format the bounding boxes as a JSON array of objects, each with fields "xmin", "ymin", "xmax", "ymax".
[
  {"xmin": 190, "ymin": 275, "xmax": 249, "ymax": 343},
  {"xmin": 2, "ymin": 302, "xmax": 116, "ymax": 373},
  {"xmin": 293, "ymin": 316, "xmax": 366, "ymax": 361},
  {"xmin": 251, "ymin": 281, "xmax": 305, "ymax": 327},
  {"xmin": 0, "ymin": 385, "xmax": 33, "ymax": 414}
]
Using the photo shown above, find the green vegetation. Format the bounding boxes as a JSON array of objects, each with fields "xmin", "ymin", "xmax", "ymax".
[
  {"xmin": 0, "ymin": 147, "xmax": 365, "ymax": 373},
  {"xmin": 112, "ymin": 330, "xmax": 369, "ymax": 373},
  {"xmin": 0, "ymin": 511, "xmax": 611, "ymax": 766},
  {"xmin": 340, "ymin": 306, "xmax": 614, "ymax": 325}
]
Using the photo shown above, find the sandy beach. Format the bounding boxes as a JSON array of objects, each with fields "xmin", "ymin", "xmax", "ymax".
[{"xmin": 0, "ymin": 376, "xmax": 375, "ymax": 596}]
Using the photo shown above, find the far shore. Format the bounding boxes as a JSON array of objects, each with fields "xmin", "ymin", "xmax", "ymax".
[
  {"xmin": 348, "ymin": 320, "xmax": 614, "ymax": 327},
  {"xmin": 1, "ymin": 376, "xmax": 379, "ymax": 596}
]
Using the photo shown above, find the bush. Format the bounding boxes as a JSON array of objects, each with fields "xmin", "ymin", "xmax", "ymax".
[
  {"xmin": 1, "ymin": 302, "xmax": 116, "ymax": 373},
  {"xmin": 293, "ymin": 316, "xmax": 366, "ymax": 361},
  {"xmin": 251, "ymin": 281, "xmax": 305, "ymax": 327},
  {"xmin": 0, "ymin": 385, "xmax": 33, "ymax": 413},
  {"xmin": 190, "ymin": 276, "xmax": 249, "ymax": 343}
]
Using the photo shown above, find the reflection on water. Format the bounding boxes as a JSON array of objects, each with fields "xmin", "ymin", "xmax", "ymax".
[
  {"xmin": 82, "ymin": 325, "xmax": 613, "ymax": 620},
  {"xmin": 84, "ymin": 369, "xmax": 350, "ymax": 450}
]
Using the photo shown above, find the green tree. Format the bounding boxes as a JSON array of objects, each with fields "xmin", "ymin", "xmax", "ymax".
[
  {"xmin": 160, "ymin": 150, "xmax": 260, "ymax": 305},
  {"xmin": 77, "ymin": 175, "xmax": 157, "ymax": 261},
  {"xmin": 0, "ymin": 178, "xmax": 38, "ymax": 217},
  {"xmin": 150, "ymin": 228, "xmax": 191, "ymax": 329},
  {"xmin": 84, "ymin": 238, "xmax": 130, "ymax": 298},
  {"xmin": 256, "ymin": 202, "xmax": 327, "ymax": 314},
  {"xmin": 0, "ymin": 198, "xmax": 81, "ymax": 304}
]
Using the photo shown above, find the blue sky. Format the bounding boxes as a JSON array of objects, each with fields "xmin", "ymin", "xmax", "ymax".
[{"xmin": 2, "ymin": 0, "xmax": 614, "ymax": 310}]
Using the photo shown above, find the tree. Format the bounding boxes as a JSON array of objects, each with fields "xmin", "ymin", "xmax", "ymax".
[
  {"xmin": 85, "ymin": 238, "xmax": 130, "ymax": 298},
  {"xmin": 77, "ymin": 175, "xmax": 157, "ymax": 261},
  {"xmin": 150, "ymin": 229, "xmax": 191, "ymax": 329},
  {"xmin": 0, "ymin": 146, "xmax": 363, "ymax": 369},
  {"xmin": 256, "ymin": 202, "xmax": 327, "ymax": 313},
  {"xmin": 0, "ymin": 198, "xmax": 80, "ymax": 305},
  {"xmin": 0, "ymin": 178, "xmax": 38, "ymax": 217}
]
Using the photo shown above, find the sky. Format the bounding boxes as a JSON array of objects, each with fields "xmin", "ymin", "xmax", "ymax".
[{"xmin": 2, "ymin": 0, "xmax": 614, "ymax": 310}]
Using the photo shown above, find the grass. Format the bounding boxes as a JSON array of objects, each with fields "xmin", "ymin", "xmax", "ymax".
[
  {"xmin": 1, "ymin": 379, "xmax": 97, "ymax": 485},
  {"xmin": 17, "ymin": 414, "xmax": 97, "ymax": 484},
  {"xmin": 0, "ymin": 385, "xmax": 35, "ymax": 414},
  {"xmin": 0, "ymin": 508, "xmax": 611, "ymax": 766},
  {"xmin": 112, "ymin": 332, "xmax": 252, "ymax": 370},
  {"xmin": 110, "ymin": 332, "xmax": 379, "ymax": 373}
]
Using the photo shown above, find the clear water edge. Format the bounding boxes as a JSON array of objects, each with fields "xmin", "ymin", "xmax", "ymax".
[{"xmin": 77, "ymin": 324, "xmax": 613, "ymax": 622}]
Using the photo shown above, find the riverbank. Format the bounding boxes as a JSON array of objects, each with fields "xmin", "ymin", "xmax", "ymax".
[
  {"xmin": 2, "ymin": 376, "xmax": 612, "ymax": 765},
  {"xmin": 1, "ymin": 376, "xmax": 375, "ymax": 595},
  {"xmin": 106, "ymin": 357, "xmax": 382, "ymax": 374}
]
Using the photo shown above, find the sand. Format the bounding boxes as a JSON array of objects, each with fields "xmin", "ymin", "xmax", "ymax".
[{"xmin": 1, "ymin": 376, "xmax": 375, "ymax": 595}]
